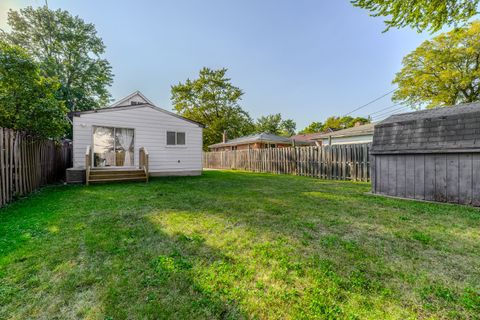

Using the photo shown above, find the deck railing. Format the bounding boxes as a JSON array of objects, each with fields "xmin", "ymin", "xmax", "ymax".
[
  {"xmin": 85, "ymin": 145, "xmax": 92, "ymax": 185},
  {"xmin": 139, "ymin": 147, "xmax": 149, "ymax": 182}
]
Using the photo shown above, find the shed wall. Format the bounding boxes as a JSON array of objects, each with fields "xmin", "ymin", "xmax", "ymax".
[
  {"xmin": 371, "ymin": 153, "xmax": 480, "ymax": 206},
  {"xmin": 72, "ymin": 106, "xmax": 203, "ymax": 174}
]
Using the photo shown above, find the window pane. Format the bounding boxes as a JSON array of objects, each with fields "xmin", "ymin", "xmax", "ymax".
[
  {"xmin": 176, "ymin": 132, "xmax": 185, "ymax": 145},
  {"xmin": 93, "ymin": 126, "xmax": 115, "ymax": 167},
  {"xmin": 115, "ymin": 128, "xmax": 135, "ymax": 166},
  {"xmin": 167, "ymin": 131, "xmax": 176, "ymax": 145}
]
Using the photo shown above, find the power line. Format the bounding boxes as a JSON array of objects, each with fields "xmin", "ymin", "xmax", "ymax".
[
  {"xmin": 343, "ymin": 89, "xmax": 396, "ymax": 117},
  {"xmin": 371, "ymin": 106, "xmax": 411, "ymax": 121},
  {"xmin": 372, "ymin": 105, "xmax": 410, "ymax": 118},
  {"xmin": 368, "ymin": 102, "xmax": 403, "ymax": 117},
  {"xmin": 371, "ymin": 108, "xmax": 410, "ymax": 121}
]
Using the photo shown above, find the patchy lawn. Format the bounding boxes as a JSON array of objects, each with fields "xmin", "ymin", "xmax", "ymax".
[{"xmin": 0, "ymin": 170, "xmax": 479, "ymax": 319}]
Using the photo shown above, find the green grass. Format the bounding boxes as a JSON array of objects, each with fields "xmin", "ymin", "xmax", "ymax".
[{"xmin": 1, "ymin": 170, "xmax": 479, "ymax": 319}]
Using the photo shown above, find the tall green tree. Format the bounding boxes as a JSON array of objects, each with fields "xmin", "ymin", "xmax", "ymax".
[
  {"xmin": 0, "ymin": 42, "xmax": 68, "ymax": 138},
  {"xmin": 351, "ymin": 0, "xmax": 479, "ymax": 33},
  {"xmin": 255, "ymin": 113, "xmax": 296, "ymax": 137},
  {"xmin": 171, "ymin": 67, "xmax": 254, "ymax": 149},
  {"xmin": 393, "ymin": 21, "xmax": 480, "ymax": 109},
  {"xmin": 1, "ymin": 6, "xmax": 113, "ymax": 111},
  {"xmin": 298, "ymin": 121, "xmax": 323, "ymax": 134}
]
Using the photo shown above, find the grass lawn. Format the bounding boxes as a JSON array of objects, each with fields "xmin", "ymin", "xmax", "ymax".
[{"xmin": 1, "ymin": 170, "xmax": 479, "ymax": 319}]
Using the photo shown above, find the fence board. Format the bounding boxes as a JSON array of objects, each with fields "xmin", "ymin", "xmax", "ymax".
[
  {"xmin": 0, "ymin": 128, "xmax": 72, "ymax": 208},
  {"xmin": 204, "ymin": 143, "xmax": 371, "ymax": 181}
]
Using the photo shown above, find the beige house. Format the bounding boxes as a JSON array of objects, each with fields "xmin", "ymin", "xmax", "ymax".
[{"xmin": 310, "ymin": 123, "xmax": 374, "ymax": 146}]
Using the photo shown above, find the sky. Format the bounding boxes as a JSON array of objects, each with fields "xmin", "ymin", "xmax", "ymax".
[{"xmin": 0, "ymin": 0, "xmax": 434, "ymax": 130}]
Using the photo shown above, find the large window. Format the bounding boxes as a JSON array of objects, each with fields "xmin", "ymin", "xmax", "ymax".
[
  {"xmin": 166, "ymin": 131, "xmax": 186, "ymax": 145},
  {"xmin": 93, "ymin": 126, "xmax": 134, "ymax": 167}
]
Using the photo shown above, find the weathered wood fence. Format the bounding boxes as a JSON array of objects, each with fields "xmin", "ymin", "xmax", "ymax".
[
  {"xmin": 204, "ymin": 144, "xmax": 370, "ymax": 181},
  {"xmin": 0, "ymin": 128, "xmax": 72, "ymax": 207}
]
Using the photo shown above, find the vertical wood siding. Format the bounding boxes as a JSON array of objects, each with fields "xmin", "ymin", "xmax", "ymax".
[
  {"xmin": 372, "ymin": 153, "xmax": 480, "ymax": 205},
  {"xmin": 0, "ymin": 128, "xmax": 72, "ymax": 208},
  {"xmin": 203, "ymin": 144, "xmax": 370, "ymax": 181}
]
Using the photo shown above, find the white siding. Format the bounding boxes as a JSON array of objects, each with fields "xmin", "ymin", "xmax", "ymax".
[
  {"xmin": 73, "ymin": 106, "xmax": 203, "ymax": 174},
  {"xmin": 321, "ymin": 134, "xmax": 373, "ymax": 146}
]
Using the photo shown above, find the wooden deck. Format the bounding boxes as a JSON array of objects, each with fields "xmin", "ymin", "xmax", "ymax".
[
  {"xmin": 87, "ymin": 168, "xmax": 147, "ymax": 184},
  {"xmin": 85, "ymin": 146, "xmax": 149, "ymax": 185}
]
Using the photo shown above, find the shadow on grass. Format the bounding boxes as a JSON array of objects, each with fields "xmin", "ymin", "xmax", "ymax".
[
  {"xmin": 0, "ymin": 181, "xmax": 247, "ymax": 319},
  {"xmin": 1, "ymin": 170, "xmax": 479, "ymax": 319}
]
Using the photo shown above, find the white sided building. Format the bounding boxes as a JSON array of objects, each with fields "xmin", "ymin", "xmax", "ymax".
[{"xmin": 70, "ymin": 91, "xmax": 203, "ymax": 183}]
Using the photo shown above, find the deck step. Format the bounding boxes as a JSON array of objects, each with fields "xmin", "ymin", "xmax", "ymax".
[
  {"xmin": 89, "ymin": 174, "xmax": 146, "ymax": 180},
  {"xmin": 90, "ymin": 169, "xmax": 145, "ymax": 175},
  {"xmin": 88, "ymin": 168, "xmax": 147, "ymax": 184},
  {"xmin": 88, "ymin": 176, "xmax": 147, "ymax": 183}
]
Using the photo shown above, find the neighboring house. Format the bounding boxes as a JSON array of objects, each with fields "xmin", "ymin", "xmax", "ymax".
[
  {"xmin": 71, "ymin": 91, "xmax": 204, "ymax": 182},
  {"xmin": 288, "ymin": 132, "xmax": 321, "ymax": 146},
  {"xmin": 310, "ymin": 123, "xmax": 375, "ymax": 146},
  {"xmin": 208, "ymin": 132, "xmax": 310, "ymax": 151}
]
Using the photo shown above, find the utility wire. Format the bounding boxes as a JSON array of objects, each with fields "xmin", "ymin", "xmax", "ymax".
[
  {"xmin": 371, "ymin": 108, "xmax": 410, "ymax": 121},
  {"xmin": 367, "ymin": 102, "xmax": 403, "ymax": 117},
  {"xmin": 372, "ymin": 105, "xmax": 410, "ymax": 118},
  {"xmin": 343, "ymin": 89, "xmax": 396, "ymax": 117},
  {"xmin": 371, "ymin": 106, "xmax": 410, "ymax": 121}
]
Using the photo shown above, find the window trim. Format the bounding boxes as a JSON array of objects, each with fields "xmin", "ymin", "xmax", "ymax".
[{"xmin": 166, "ymin": 130, "xmax": 187, "ymax": 147}]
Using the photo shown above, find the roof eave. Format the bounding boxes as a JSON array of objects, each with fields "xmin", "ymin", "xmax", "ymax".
[{"xmin": 71, "ymin": 104, "xmax": 205, "ymax": 128}]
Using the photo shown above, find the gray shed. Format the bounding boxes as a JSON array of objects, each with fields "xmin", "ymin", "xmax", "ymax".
[{"xmin": 370, "ymin": 102, "xmax": 480, "ymax": 206}]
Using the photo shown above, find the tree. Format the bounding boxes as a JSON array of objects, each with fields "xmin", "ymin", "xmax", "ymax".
[
  {"xmin": 393, "ymin": 21, "xmax": 480, "ymax": 109},
  {"xmin": 171, "ymin": 67, "xmax": 254, "ymax": 149},
  {"xmin": 298, "ymin": 121, "xmax": 323, "ymax": 134},
  {"xmin": 0, "ymin": 42, "xmax": 68, "ymax": 138},
  {"xmin": 255, "ymin": 113, "xmax": 296, "ymax": 137},
  {"xmin": 1, "ymin": 6, "xmax": 113, "ymax": 111},
  {"xmin": 322, "ymin": 116, "xmax": 370, "ymax": 131},
  {"xmin": 351, "ymin": 0, "xmax": 479, "ymax": 33}
]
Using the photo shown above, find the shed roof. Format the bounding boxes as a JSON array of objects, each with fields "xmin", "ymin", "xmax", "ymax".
[
  {"xmin": 310, "ymin": 123, "xmax": 375, "ymax": 140},
  {"xmin": 209, "ymin": 132, "xmax": 310, "ymax": 149},
  {"xmin": 378, "ymin": 102, "xmax": 480, "ymax": 124},
  {"xmin": 371, "ymin": 102, "xmax": 480, "ymax": 154}
]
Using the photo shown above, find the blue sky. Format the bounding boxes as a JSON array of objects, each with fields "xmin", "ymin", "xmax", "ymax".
[{"xmin": 1, "ymin": 0, "xmax": 433, "ymax": 129}]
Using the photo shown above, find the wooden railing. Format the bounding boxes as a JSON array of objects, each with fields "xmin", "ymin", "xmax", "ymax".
[
  {"xmin": 139, "ymin": 147, "xmax": 149, "ymax": 182},
  {"xmin": 203, "ymin": 144, "xmax": 371, "ymax": 182},
  {"xmin": 85, "ymin": 145, "xmax": 91, "ymax": 185}
]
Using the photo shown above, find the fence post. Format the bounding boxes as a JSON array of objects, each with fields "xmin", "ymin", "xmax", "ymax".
[
  {"xmin": 0, "ymin": 128, "xmax": 72, "ymax": 208},
  {"xmin": 202, "ymin": 144, "xmax": 371, "ymax": 182}
]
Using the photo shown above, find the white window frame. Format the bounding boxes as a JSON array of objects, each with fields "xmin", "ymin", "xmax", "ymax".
[{"xmin": 166, "ymin": 131, "xmax": 186, "ymax": 147}]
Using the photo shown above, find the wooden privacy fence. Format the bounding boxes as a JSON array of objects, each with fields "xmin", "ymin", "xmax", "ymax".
[
  {"xmin": 204, "ymin": 143, "xmax": 370, "ymax": 181},
  {"xmin": 0, "ymin": 128, "xmax": 72, "ymax": 207}
]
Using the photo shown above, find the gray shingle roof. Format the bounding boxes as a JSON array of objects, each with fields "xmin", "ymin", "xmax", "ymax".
[
  {"xmin": 378, "ymin": 102, "xmax": 480, "ymax": 125},
  {"xmin": 209, "ymin": 132, "xmax": 308, "ymax": 148},
  {"xmin": 372, "ymin": 102, "xmax": 480, "ymax": 154},
  {"xmin": 310, "ymin": 123, "xmax": 375, "ymax": 140}
]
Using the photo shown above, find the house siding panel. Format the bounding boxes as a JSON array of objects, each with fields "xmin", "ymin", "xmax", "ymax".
[{"xmin": 321, "ymin": 134, "xmax": 373, "ymax": 146}]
